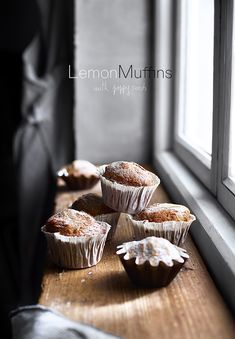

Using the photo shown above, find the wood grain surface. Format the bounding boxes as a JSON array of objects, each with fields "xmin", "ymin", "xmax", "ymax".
[{"xmin": 39, "ymin": 181, "xmax": 235, "ymax": 339}]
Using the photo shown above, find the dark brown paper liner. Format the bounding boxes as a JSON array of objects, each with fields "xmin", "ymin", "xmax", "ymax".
[
  {"xmin": 58, "ymin": 173, "xmax": 99, "ymax": 190},
  {"xmin": 118, "ymin": 254, "xmax": 187, "ymax": 288}
]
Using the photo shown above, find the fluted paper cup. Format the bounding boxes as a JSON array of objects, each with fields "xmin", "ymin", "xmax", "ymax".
[
  {"xmin": 94, "ymin": 212, "xmax": 120, "ymax": 240},
  {"xmin": 98, "ymin": 165, "xmax": 160, "ymax": 214},
  {"xmin": 57, "ymin": 168, "xmax": 99, "ymax": 190},
  {"xmin": 128, "ymin": 214, "xmax": 196, "ymax": 245},
  {"xmin": 41, "ymin": 222, "xmax": 110, "ymax": 269}
]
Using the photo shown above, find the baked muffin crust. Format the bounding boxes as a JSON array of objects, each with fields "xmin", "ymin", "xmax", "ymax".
[
  {"xmin": 135, "ymin": 203, "xmax": 191, "ymax": 222},
  {"xmin": 45, "ymin": 209, "xmax": 107, "ymax": 236},
  {"xmin": 103, "ymin": 161, "xmax": 154, "ymax": 187},
  {"xmin": 71, "ymin": 193, "xmax": 114, "ymax": 216},
  {"xmin": 66, "ymin": 160, "xmax": 98, "ymax": 177}
]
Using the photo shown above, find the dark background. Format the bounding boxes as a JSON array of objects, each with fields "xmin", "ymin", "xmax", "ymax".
[{"xmin": 0, "ymin": 1, "xmax": 39, "ymax": 337}]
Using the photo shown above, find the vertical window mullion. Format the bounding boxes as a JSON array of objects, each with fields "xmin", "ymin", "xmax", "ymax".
[
  {"xmin": 210, "ymin": 0, "xmax": 222, "ymax": 195},
  {"xmin": 216, "ymin": 0, "xmax": 235, "ymax": 219}
]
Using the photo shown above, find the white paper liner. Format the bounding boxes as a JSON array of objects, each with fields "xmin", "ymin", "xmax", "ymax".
[
  {"xmin": 128, "ymin": 214, "xmax": 196, "ymax": 245},
  {"xmin": 121, "ymin": 213, "xmax": 134, "ymax": 228},
  {"xmin": 94, "ymin": 212, "xmax": 120, "ymax": 240},
  {"xmin": 98, "ymin": 165, "xmax": 160, "ymax": 214},
  {"xmin": 41, "ymin": 222, "xmax": 110, "ymax": 269}
]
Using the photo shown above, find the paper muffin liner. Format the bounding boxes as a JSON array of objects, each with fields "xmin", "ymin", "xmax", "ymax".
[
  {"xmin": 121, "ymin": 213, "xmax": 134, "ymax": 228},
  {"xmin": 128, "ymin": 214, "xmax": 196, "ymax": 245},
  {"xmin": 118, "ymin": 254, "xmax": 187, "ymax": 288},
  {"xmin": 41, "ymin": 222, "xmax": 110, "ymax": 269},
  {"xmin": 98, "ymin": 165, "xmax": 160, "ymax": 214},
  {"xmin": 57, "ymin": 170, "xmax": 99, "ymax": 190},
  {"xmin": 94, "ymin": 212, "xmax": 120, "ymax": 240},
  {"xmin": 117, "ymin": 237, "xmax": 189, "ymax": 288}
]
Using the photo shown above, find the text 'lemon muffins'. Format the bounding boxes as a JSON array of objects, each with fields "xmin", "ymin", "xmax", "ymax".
[
  {"xmin": 117, "ymin": 236, "xmax": 189, "ymax": 288},
  {"xmin": 41, "ymin": 208, "xmax": 110, "ymax": 269},
  {"xmin": 98, "ymin": 161, "xmax": 160, "ymax": 214}
]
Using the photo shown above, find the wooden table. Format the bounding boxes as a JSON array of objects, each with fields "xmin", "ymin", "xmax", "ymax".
[{"xmin": 39, "ymin": 181, "xmax": 235, "ymax": 339}]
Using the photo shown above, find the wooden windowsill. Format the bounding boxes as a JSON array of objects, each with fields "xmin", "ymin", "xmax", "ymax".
[{"xmin": 39, "ymin": 181, "xmax": 235, "ymax": 339}]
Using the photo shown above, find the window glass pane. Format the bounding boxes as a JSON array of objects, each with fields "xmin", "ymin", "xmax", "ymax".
[
  {"xmin": 228, "ymin": 109, "xmax": 235, "ymax": 181},
  {"xmin": 177, "ymin": 0, "xmax": 214, "ymax": 159},
  {"xmin": 228, "ymin": 8, "xmax": 235, "ymax": 183}
]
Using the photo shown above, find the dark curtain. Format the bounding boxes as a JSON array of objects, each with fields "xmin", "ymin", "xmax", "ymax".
[
  {"xmin": 15, "ymin": 0, "xmax": 74, "ymax": 304},
  {"xmin": 0, "ymin": 0, "xmax": 74, "ymax": 338}
]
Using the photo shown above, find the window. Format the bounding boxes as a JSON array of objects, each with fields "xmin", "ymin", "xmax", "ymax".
[
  {"xmin": 229, "ymin": 92, "xmax": 235, "ymax": 183},
  {"xmin": 228, "ymin": 2, "xmax": 235, "ymax": 187},
  {"xmin": 216, "ymin": 0, "xmax": 235, "ymax": 219},
  {"xmin": 153, "ymin": 0, "xmax": 235, "ymax": 313},
  {"xmin": 174, "ymin": 0, "xmax": 235, "ymax": 219},
  {"xmin": 175, "ymin": 0, "xmax": 214, "ymax": 182},
  {"xmin": 229, "ymin": 14, "xmax": 235, "ymax": 187}
]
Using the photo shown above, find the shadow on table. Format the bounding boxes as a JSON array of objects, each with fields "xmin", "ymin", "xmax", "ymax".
[{"xmin": 93, "ymin": 269, "xmax": 158, "ymax": 305}]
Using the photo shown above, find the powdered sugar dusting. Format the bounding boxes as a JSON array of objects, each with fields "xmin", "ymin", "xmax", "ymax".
[
  {"xmin": 71, "ymin": 160, "xmax": 98, "ymax": 176},
  {"xmin": 102, "ymin": 161, "xmax": 158, "ymax": 187},
  {"xmin": 145, "ymin": 203, "xmax": 189, "ymax": 215},
  {"xmin": 135, "ymin": 203, "xmax": 191, "ymax": 222},
  {"xmin": 45, "ymin": 209, "xmax": 109, "ymax": 236},
  {"xmin": 116, "ymin": 237, "xmax": 189, "ymax": 267},
  {"xmin": 47, "ymin": 209, "xmax": 94, "ymax": 228},
  {"xmin": 108, "ymin": 161, "xmax": 147, "ymax": 178}
]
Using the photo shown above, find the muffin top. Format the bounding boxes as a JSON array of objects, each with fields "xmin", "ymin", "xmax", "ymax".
[
  {"xmin": 44, "ymin": 208, "xmax": 108, "ymax": 236},
  {"xmin": 102, "ymin": 161, "xmax": 155, "ymax": 187},
  {"xmin": 58, "ymin": 160, "xmax": 98, "ymax": 178},
  {"xmin": 71, "ymin": 193, "xmax": 115, "ymax": 216},
  {"xmin": 134, "ymin": 203, "xmax": 191, "ymax": 222},
  {"xmin": 116, "ymin": 236, "xmax": 189, "ymax": 267}
]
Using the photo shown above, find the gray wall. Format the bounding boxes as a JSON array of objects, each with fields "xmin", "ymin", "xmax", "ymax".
[{"xmin": 74, "ymin": 0, "xmax": 153, "ymax": 164}]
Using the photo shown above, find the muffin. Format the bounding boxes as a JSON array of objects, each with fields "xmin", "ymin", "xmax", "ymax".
[
  {"xmin": 117, "ymin": 236, "xmax": 189, "ymax": 288},
  {"xmin": 71, "ymin": 193, "xmax": 120, "ymax": 240},
  {"xmin": 41, "ymin": 209, "xmax": 110, "ymax": 269},
  {"xmin": 128, "ymin": 203, "xmax": 196, "ymax": 245},
  {"xmin": 98, "ymin": 161, "xmax": 160, "ymax": 213},
  {"xmin": 57, "ymin": 160, "xmax": 99, "ymax": 190}
]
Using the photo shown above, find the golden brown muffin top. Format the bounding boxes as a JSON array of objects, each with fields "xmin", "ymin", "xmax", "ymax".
[
  {"xmin": 45, "ymin": 208, "xmax": 107, "ymax": 236},
  {"xmin": 135, "ymin": 203, "xmax": 191, "ymax": 222},
  {"xmin": 71, "ymin": 193, "xmax": 114, "ymax": 216},
  {"xmin": 102, "ymin": 161, "xmax": 155, "ymax": 187}
]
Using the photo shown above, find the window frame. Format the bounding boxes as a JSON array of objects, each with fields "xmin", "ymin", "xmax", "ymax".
[
  {"xmin": 173, "ymin": 0, "xmax": 235, "ymax": 213},
  {"xmin": 173, "ymin": 0, "xmax": 213, "ymax": 190},
  {"xmin": 216, "ymin": 0, "xmax": 235, "ymax": 219},
  {"xmin": 153, "ymin": 0, "xmax": 235, "ymax": 314}
]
